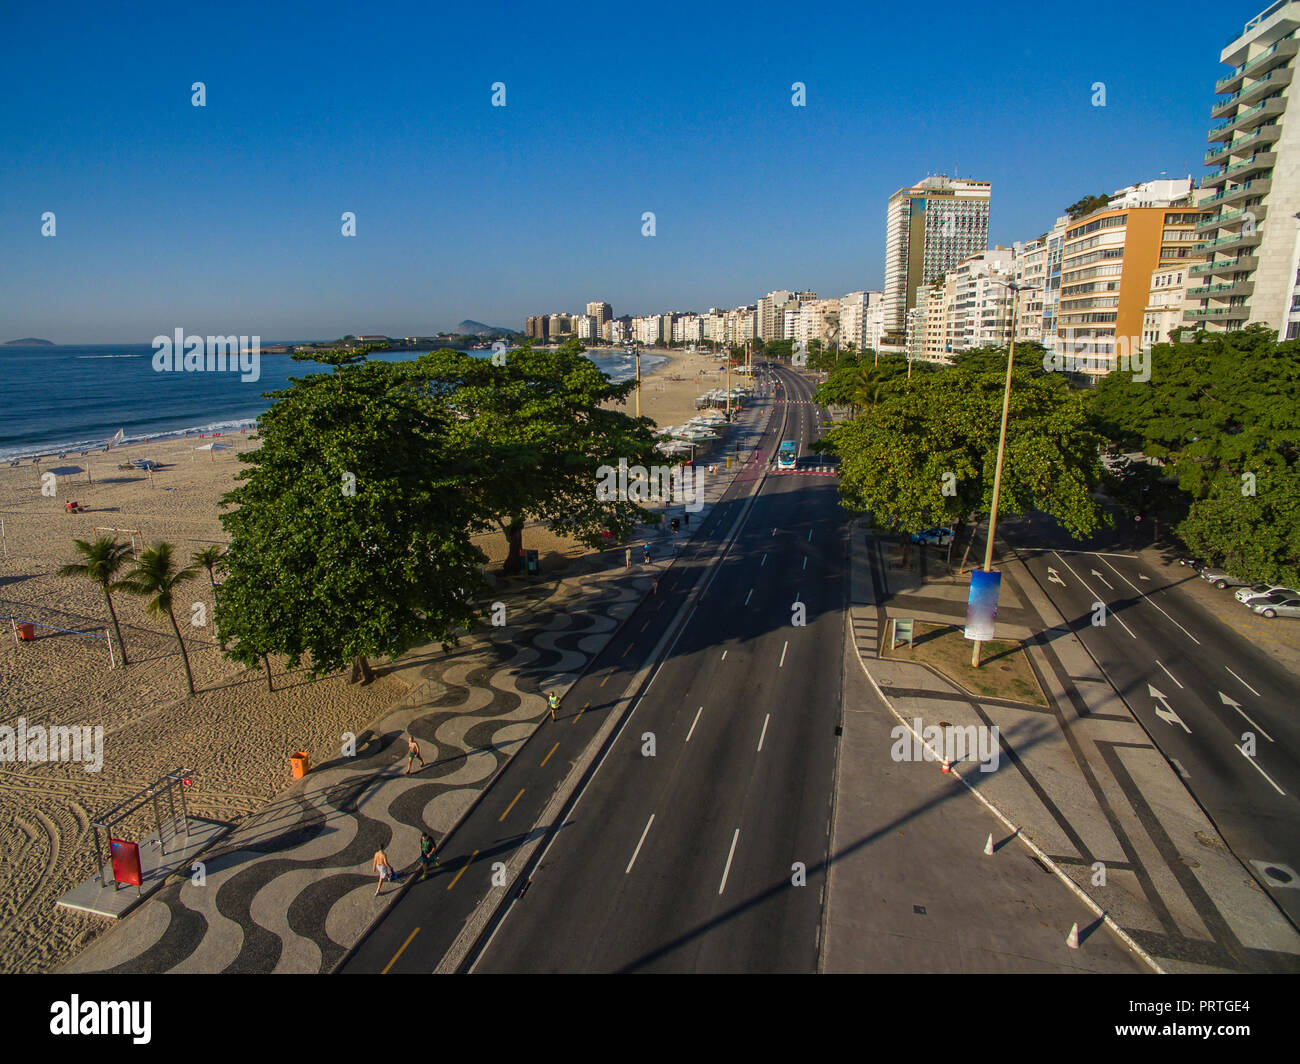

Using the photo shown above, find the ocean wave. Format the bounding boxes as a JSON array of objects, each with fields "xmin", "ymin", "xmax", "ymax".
[
  {"xmin": 74, "ymin": 354, "xmax": 148, "ymax": 360},
  {"xmin": 0, "ymin": 417, "xmax": 260, "ymax": 462}
]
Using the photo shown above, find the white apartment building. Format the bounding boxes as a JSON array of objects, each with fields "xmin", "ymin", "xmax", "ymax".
[
  {"xmin": 633, "ymin": 315, "xmax": 662, "ymax": 345},
  {"xmin": 1039, "ymin": 215, "xmax": 1070, "ymax": 357},
  {"xmin": 1195, "ymin": 1, "xmax": 1300, "ymax": 338},
  {"xmin": 672, "ymin": 314, "xmax": 703, "ymax": 343},
  {"xmin": 865, "ymin": 299, "xmax": 886, "ymax": 352},
  {"xmin": 576, "ymin": 314, "xmax": 596, "ymax": 341},
  {"xmin": 1143, "ymin": 265, "xmax": 1195, "ymax": 345},
  {"xmin": 838, "ymin": 291, "xmax": 883, "ymax": 350},
  {"xmin": 947, "ymin": 248, "xmax": 1015, "ymax": 352},
  {"xmin": 882, "ymin": 175, "xmax": 992, "ymax": 343},
  {"xmin": 757, "ymin": 291, "xmax": 795, "ymax": 341},
  {"xmin": 1013, "ymin": 237, "xmax": 1048, "ymax": 344}
]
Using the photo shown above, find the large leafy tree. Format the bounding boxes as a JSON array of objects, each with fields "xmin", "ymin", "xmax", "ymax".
[
  {"xmin": 1179, "ymin": 466, "xmax": 1300, "ymax": 585},
  {"xmin": 216, "ymin": 348, "xmax": 488, "ymax": 684},
  {"xmin": 1089, "ymin": 326, "xmax": 1300, "ymax": 571},
  {"xmin": 414, "ymin": 340, "xmax": 662, "ymax": 573},
  {"xmin": 827, "ymin": 357, "xmax": 1107, "ymax": 542}
]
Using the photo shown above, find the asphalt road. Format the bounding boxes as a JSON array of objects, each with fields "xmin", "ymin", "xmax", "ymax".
[
  {"xmin": 342, "ymin": 361, "xmax": 842, "ymax": 973},
  {"xmin": 472, "ymin": 365, "xmax": 844, "ymax": 972},
  {"xmin": 1002, "ymin": 515, "xmax": 1300, "ymax": 927}
]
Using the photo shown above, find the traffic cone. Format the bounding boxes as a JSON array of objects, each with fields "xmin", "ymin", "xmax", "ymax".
[
  {"xmin": 1066, "ymin": 923, "xmax": 1080, "ymax": 949},
  {"xmin": 984, "ymin": 833, "xmax": 994, "ymax": 856},
  {"xmin": 941, "ymin": 759, "xmax": 951, "ymax": 774}
]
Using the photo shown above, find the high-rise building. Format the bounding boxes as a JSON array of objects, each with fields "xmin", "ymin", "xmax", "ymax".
[
  {"xmin": 525, "ymin": 315, "xmax": 549, "ymax": 341},
  {"xmin": 1039, "ymin": 216, "xmax": 1070, "ymax": 358},
  {"xmin": 547, "ymin": 313, "xmax": 572, "ymax": 339},
  {"xmin": 883, "ymin": 175, "xmax": 992, "ymax": 345},
  {"xmin": 586, "ymin": 301, "xmax": 613, "ymax": 328},
  {"xmin": 1013, "ymin": 238, "xmax": 1048, "ymax": 344},
  {"xmin": 1193, "ymin": 2, "xmax": 1300, "ymax": 339},
  {"xmin": 1059, "ymin": 181, "xmax": 1205, "ymax": 376},
  {"xmin": 948, "ymin": 248, "xmax": 1015, "ymax": 352},
  {"xmin": 757, "ymin": 291, "xmax": 795, "ymax": 340}
]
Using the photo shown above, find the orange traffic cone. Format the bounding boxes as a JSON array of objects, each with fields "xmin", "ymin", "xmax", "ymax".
[{"xmin": 1066, "ymin": 923, "xmax": 1080, "ymax": 949}]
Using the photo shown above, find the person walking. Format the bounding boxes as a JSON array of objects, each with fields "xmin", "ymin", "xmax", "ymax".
[
  {"xmin": 652, "ymin": 575, "xmax": 660, "ymax": 595},
  {"xmin": 418, "ymin": 831, "xmax": 439, "ymax": 879},
  {"xmin": 405, "ymin": 735, "xmax": 424, "ymax": 775},
  {"xmin": 643, "ymin": 543, "xmax": 651, "ymax": 564},
  {"xmin": 625, "ymin": 546, "xmax": 632, "ymax": 568},
  {"xmin": 373, "ymin": 846, "xmax": 397, "ymax": 896},
  {"xmin": 548, "ymin": 691, "xmax": 559, "ymax": 721},
  {"xmin": 683, "ymin": 511, "xmax": 690, "ymax": 528}
]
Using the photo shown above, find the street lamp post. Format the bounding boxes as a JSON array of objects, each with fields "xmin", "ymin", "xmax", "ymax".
[
  {"xmin": 971, "ymin": 275, "xmax": 1040, "ymax": 668},
  {"xmin": 634, "ymin": 341, "xmax": 642, "ymax": 419}
]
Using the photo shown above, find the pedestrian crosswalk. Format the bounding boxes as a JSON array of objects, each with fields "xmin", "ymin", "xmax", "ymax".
[
  {"xmin": 771, "ymin": 468, "xmax": 839, "ymax": 476},
  {"xmin": 851, "ymin": 608, "xmax": 879, "ymax": 656}
]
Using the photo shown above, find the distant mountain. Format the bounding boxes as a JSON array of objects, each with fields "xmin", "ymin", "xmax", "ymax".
[
  {"xmin": 4, "ymin": 337, "xmax": 53, "ymax": 345},
  {"xmin": 455, "ymin": 320, "xmax": 520, "ymax": 337}
]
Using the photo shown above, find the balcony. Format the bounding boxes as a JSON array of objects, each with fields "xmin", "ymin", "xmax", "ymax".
[
  {"xmin": 1207, "ymin": 96, "xmax": 1287, "ymax": 141},
  {"xmin": 1183, "ymin": 306, "xmax": 1250, "ymax": 320},
  {"xmin": 1206, "ymin": 123, "xmax": 1282, "ymax": 164},
  {"xmin": 1195, "ymin": 229, "xmax": 1264, "ymax": 253},
  {"xmin": 1189, "ymin": 255, "xmax": 1258, "ymax": 276},
  {"xmin": 1198, "ymin": 177, "xmax": 1272, "ymax": 207},
  {"xmin": 1197, "ymin": 204, "xmax": 1268, "ymax": 232},
  {"xmin": 1200, "ymin": 151, "xmax": 1277, "ymax": 190},
  {"xmin": 1187, "ymin": 280, "xmax": 1255, "ymax": 300}
]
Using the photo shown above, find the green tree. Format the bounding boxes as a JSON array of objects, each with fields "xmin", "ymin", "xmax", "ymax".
[
  {"xmin": 192, "ymin": 545, "xmax": 225, "ymax": 589},
  {"xmin": 829, "ymin": 362, "xmax": 1107, "ymax": 543},
  {"xmin": 416, "ymin": 339, "xmax": 662, "ymax": 573},
  {"xmin": 1178, "ymin": 466, "xmax": 1300, "ymax": 584},
  {"xmin": 58, "ymin": 536, "xmax": 134, "ymax": 666},
  {"xmin": 1066, "ymin": 193, "xmax": 1110, "ymax": 219},
  {"xmin": 114, "ymin": 543, "xmax": 200, "ymax": 695},
  {"xmin": 216, "ymin": 347, "xmax": 488, "ymax": 684}
]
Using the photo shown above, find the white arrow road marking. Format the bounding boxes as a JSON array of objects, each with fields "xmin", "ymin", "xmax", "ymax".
[
  {"xmin": 719, "ymin": 829, "xmax": 740, "ymax": 894},
  {"xmin": 1220, "ymin": 691, "xmax": 1273, "ymax": 742},
  {"xmin": 1047, "ymin": 566, "xmax": 1065, "ymax": 586},
  {"xmin": 1090, "ymin": 569, "xmax": 1114, "ymax": 590},
  {"xmin": 1235, "ymin": 746, "xmax": 1286, "ymax": 796},
  {"xmin": 1148, "ymin": 685, "xmax": 1192, "ymax": 734},
  {"xmin": 1054, "ymin": 554, "xmax": 1136, "ymax": 638},
  {"xmin": 1156, "ymin": 660, "xmax": 1183, "ymax": 689},
  {"xmin": 1098, "ymin": 556, "xmax": 1200, "ymax": 645},
  {"xmin": 1225, "ymin": 666, "xmax": 1261, "ymax": 697},
  {"xmin": 626, "ymin": 815, "xmax": 655, "ymax": 874}
]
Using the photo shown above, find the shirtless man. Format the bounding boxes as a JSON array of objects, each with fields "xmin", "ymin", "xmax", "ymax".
[
  {"xmin": 373, "ymin": 846, "xmax": 396, "ymax": 896},
  {"xmin": 405, "ymin": 735, "xmax": 424, "ymax": 775}
]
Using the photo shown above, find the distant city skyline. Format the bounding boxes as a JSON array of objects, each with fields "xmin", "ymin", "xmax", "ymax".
[{"xmin": 0, "ymin": 0, "xmax": 1266, "ymax": 343}]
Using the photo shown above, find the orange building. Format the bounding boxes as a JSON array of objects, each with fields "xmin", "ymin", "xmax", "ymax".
[{"xmin": 1058, "ymin": 197, "xmax": 1205, "ymax": 376}]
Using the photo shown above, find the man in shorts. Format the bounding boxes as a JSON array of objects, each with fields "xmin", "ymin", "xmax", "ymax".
[
  {"xmin": 373, "ymin": 846, "xmax": 396, "ymax": 896},
  {"xmin": 405, "ymin": 735, "xmax": 424, "ymax": 775}
]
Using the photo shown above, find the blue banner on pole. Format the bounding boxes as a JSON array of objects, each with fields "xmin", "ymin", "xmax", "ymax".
[{"xmin": 965, "ymin": 569, "xmax": 1002, "ymax": 642}]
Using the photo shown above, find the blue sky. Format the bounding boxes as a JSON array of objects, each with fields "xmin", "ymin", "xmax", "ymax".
[{"xmin": 0, "ymin": 0, "xmax": 1264, "ymax": 343}]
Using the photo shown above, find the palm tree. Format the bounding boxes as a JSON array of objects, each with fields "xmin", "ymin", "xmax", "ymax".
[
  {"xmin": 192, "ymin": 545, "xmax": 225, "ymax": 589},
  {"xmin": 114, "ymin": 543, "xmax": 200, "ymax": 696},
  {"xmin": 58, "ymin": 536, "xmax": 133, "ymax": 666}
]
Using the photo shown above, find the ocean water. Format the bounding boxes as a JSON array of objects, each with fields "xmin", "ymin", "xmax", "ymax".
[{"xmin": 0, "ymin": 345, "xmax": 666, "ymax": 461}]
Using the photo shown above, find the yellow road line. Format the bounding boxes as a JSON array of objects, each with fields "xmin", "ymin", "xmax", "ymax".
[
  {"xmin": 382, "ymin": 927, "xmax": 420, "ymax": 974},
  {"xmin": 499, "ymin": 788, "xmax": 525, "ymax": 822},
  {"xmin": 600, "ymin": 672, "xmax": 611, "ymax": 687},
  {"xmin": 540, "ymin": 741, "xmax": 560, "ymax": 767},
  {"xmin": 573, "ymin": 701, "xmax": 589, "ymax": 724},
  {"xmin": 447, "ymin": 850, "xmax": 478, "ymax": 890}
]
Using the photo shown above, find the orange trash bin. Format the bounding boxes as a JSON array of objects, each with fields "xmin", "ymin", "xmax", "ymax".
[
  {"xmin": 17, "ymin": 623, "xmax": 36, "ymax": 641},
  {"xmin": 290, "ymin": 752, "xmax": 310, "ymax": 779}
]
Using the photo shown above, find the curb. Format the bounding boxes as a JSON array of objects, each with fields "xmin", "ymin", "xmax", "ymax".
[{"xmin": 845, "ymin": 520, "xmax": 1167, "ymax": 975}]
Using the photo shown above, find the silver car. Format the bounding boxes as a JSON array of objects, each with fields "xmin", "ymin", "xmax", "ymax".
[
  {"xmin": 1252, "ymin": 596, "xmax": 1300, "ymax": 619},
  {"xmin": 1236, "ymin": 583, "xmax": 1300, "ymax": 605},
  {"xmin": 1200, "ymin": 568, "xmax": 1250, "ymax": 590}
]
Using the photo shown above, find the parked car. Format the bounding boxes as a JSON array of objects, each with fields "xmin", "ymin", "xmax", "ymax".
[
  {"xmin": 1200, "ymin": 568, "xmax": 1250, "ymax": 590},
  {"xmin": 1251, "ymin": 596, "xmax": 1300, "ymax": 619},
  {"xmin": 1235, "ymin": 583, "xmax": 1300, "ymax": 605},
  {"xmin": 910, "ymin": 527, "xmax": 954, "ymax": 547}
]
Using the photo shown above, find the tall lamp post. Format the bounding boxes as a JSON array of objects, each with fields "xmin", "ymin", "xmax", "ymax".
[
  {"xmin": 971, "ymin": 275, "xmax": 1040, "ymax": 667},
  {"xmin": 633, "ymin": 340, "xmax": 642, "ymax": 419}
]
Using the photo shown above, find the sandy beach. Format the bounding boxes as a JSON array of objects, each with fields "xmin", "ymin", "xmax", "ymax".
[{"xmin": 0, "ymin": 345, "xmax": 744, "ymax": 972}]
